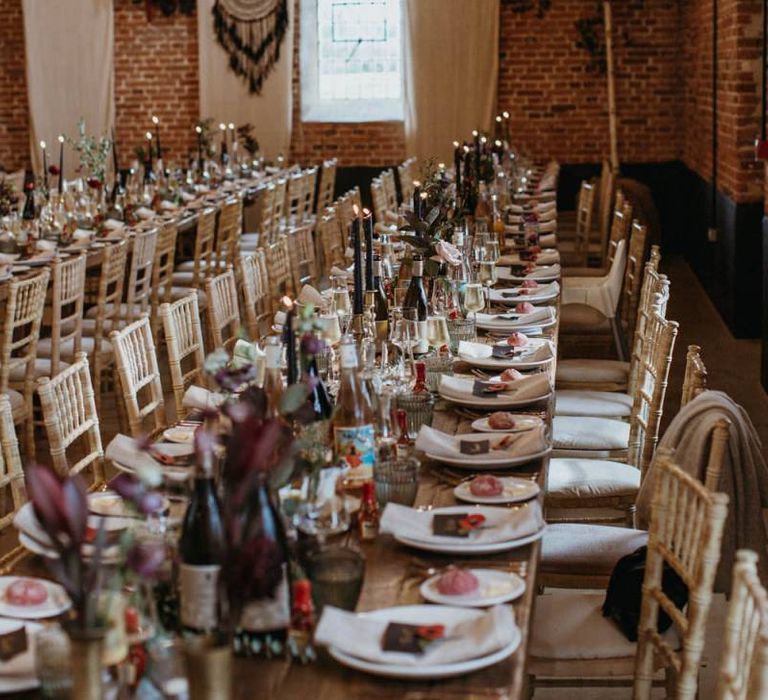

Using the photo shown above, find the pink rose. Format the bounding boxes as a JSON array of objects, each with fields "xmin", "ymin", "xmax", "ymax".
[
  {"xmin": 506, "ymin": 332, "xmax": 529, "ymax": 347},
  {"xmin": 521, "ymin": 280, "xmax": 539, "ymax": 289},
  {"xmin": 516, "ymin": 302, "xmax": 535, "ymax": 314},
  {"xmin": 500, "ymin": 368, "xmax": 524, "ymax": 382}
]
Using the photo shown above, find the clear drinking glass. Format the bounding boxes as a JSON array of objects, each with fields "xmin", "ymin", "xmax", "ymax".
[
  {"xmin": 306, "ymin": 545, "xmax": 365, "ymax": 614},
  {"xmin": 426, "ymin": 316, "xmax": 451, "ymax": 351},
  {"xmin": 423, "ymin": 353, "xmax": 455, "ymax": 392},
  {"xmin": 374, "ymin": 456, "xmax": 420, "ymax": 507},
  {"xmin": 477, "ymin": 261, "xmax": 498, "ymax": 312},
  {"xmin": 34, "ymin": 625, "xmax": 72, "ymax": 698},
  {"xmin": 395, "ymin": 392, "xmax": 435, "ymax": 439},
  {"xmin": 447, "ymin": 316, "xmax": 477, "ymax": 352},
  {"xmin": 463, "ymin": 282, "xmax": 485, "ymax": 325}
]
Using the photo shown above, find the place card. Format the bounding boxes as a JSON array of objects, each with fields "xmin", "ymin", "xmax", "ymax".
[
  {"xmin": 432, "ymin": 513, "xmax": 487, "ymax": 538},
  {"xmin": 459, "ymin": 439, "xmax": 490, "ymax": 455},
  {"xmin": 491, "ymin": 345, "xmax": 521, "ymax": 358},
  {"xmin": 381, "ymin": 622, "xmax": 445, "ymax": 654},
  {"xmin": 472, "ymin": 379, "xmax": 508, "ymax": 397},
  {"xmin": 0, "ymin": 626, "xmax": 27, "ymax": 661}
]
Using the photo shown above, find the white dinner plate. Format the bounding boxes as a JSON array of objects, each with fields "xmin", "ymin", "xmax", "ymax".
[
  {"xmin": 395, "ymin": 527, "xmax": 545, "ymax": 555},
  {"xmin": 453, "ymin": 476, "xmax": 540, "ymax": 505},
  {"xmin": 470, "ymin": 415, "xmax": 543, "ymax": 433},
  {"xmin": 0, "ymin": 576, "xmax": 71, "ymax": 620},
  {"xmin": 328, "ymin": 605, "xmax": 521, "ymax": 679},
  {"xmin": 162, "ymin": 426, "xmax": 195, "ymax": 444},
  {"xmin": 438, "ymin": 388, "xmax": 552, "ymax": 409},
  {"xmin": 497, "ymin": 266, "xmax": 560, "ymax": 283},
  {"xmin": 490, "ymin": 286, "xmax": 560, "ymax": 304},
  {"xmin": 11, "ymin": 265, "xmax": 31, "ymax": 273},
  {"xmin": 420, "ymin": 569, "xmax": 526, "ymax": 607},
  {"xmin": 0, "ymin": 619, "xmax": 43, "ymax": 693},
  {"xmin": 475, "ymin": 314, "xmax": 556, "ymax": 332},
  {"xmin": 426, "ymin": 446, "xmax": 551, "ymax": 470},
  {"xmin": 458, "ymin": 345, "xmax": 553, "ymax": 371}
]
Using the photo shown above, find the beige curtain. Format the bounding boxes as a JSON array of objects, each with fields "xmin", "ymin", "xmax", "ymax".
[
  {"xmin": 197, "ymin": 0, "xmax": 293, "ymax": 160},
  {"xmin": 22, "ymin": 0, "xmax": 114, "ymax": 179},
  {"xmin": 403, "ymin": 0, "xmax": 499, "ymax": 164}
]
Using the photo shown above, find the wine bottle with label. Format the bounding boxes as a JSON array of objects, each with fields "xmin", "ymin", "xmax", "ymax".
[
  {"xmin": 179, "ymin": 446, "xmax": 226, "ymax": 643},
  {"xmin": 332, "ymin": 336, "xmax": 376, "ymax": 480},
  {"xmin": 402, "ymin": 254, "xmax": 429, "ymax": 354}
]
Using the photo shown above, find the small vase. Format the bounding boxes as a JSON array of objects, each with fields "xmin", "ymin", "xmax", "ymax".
[
  {"xmin": 67, "ymin": 627, "xmax": 105, "ymax": 700},
  {"xmin": 184, "ymin": 643, "xmax": 232, "ymax": 700}
]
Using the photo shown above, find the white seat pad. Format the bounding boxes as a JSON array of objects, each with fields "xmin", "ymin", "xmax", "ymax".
[
  {"xmin": 555, "ymin": 390, "xmax": 633, "ymax": 418},
  {"xmin": 4, "ymin": 389, "xmax": 26, "ymax": 418},
  {"xmin": 556, "ymin": 359, "xmax": 629, "ymax": 385},
  {"xmin": 8, "ymin": 358, "xmax": 70, "ymax": 382},
  {"xmin": 540, "ymin": 523, "xmax": 648, "ymax": 576},
  {"xmin": 85, "ymin": 303, "xmax": 150, "ymax": 320},
  {"xmin": 547, "ymin": 459, "xmax": 640, "ymax": 499},
  {"xmin": 531, "ymin": 590, "xmax": 674, "ymax": 660},
  {"xmin": 552, "ymin": 416, "xmax": 630, "ymax": 451},
  {"xmin": 38, "ymin": 335, "xmax": 113, "ymax": 358},
  {"xmin": 172, "ymin": 271, "xmax": 208, "ymax": 286}
]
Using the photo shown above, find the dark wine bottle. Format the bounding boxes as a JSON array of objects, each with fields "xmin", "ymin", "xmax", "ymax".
[
  {"xmin": 402, "ymin": 254, "xmax": 428, "ymax": 353},
  {"xmin": 372, "ymin": 256, "xmax": 389, "ymax": 342}
]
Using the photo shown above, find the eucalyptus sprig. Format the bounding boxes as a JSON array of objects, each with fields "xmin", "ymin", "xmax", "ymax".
[{"xmin": 65, "ymin": 119, "xmax": 112, "ymax": 184}]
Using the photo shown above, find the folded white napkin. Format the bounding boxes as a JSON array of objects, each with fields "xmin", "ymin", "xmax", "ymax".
[
  {"xmin": 105, "ymin": 434, "xmax": 165, "ymax": 474},
  {"xmin": 438, "ymin": 373, "xmax": 551, "ymax": 402},
  {"xmin": 380, "ymin": 501, "xmax": 544, "ymax": 546},
  {"xmin": 232, "ymin": 339, "xmax": 266, "ymax": 384},
  {"xmin": 72, "ymin": 228, "xmax": 94, "ymax": 242},
  {"xmin": 298, "ymin": 284, "xmax": 324, "ymax": 307},
  {"xmin": 498, "ymin": 264, "xmax": 561, "ymax": 281},
  {"xmin": 161, "ymin": 200, "xmax": 177, "ymax": 211},
  {"xmin": 136, "ymin": 207, "xmax": 155, "ymax": 220},
  {"xmin": 35, "ymin": 239, "xmax": 56, "ymax": 252},
  {"xmin": 539, "ymin": 233, "xmax": 557, "ymax": 249},
  {"xmin": 104, "ymin": 218, "xmax": 124, "ymax": 231},
  {"xmin": 415, "ymin": 424, "xmax": 547, "ymax": 461},
  {"xmin": 0, "ymin": 253, "xmax": 19, "ymax": 264},
  {"xmin": 330, "ymin": 265, "xmax": 352, "ymax": 279},
  {"xmin": 475, "ymin": 306, "xmax": 556, "ymax": 328},
  {"xmin": 490, "ymin": 282, "xmax": 560, "ymax": 302},
  {"xmin": 499, "ymin": 249, "xmax": 560, "ymax": 267},
  {"xmin": 457, "ymin": 339, "xmax": 553, "ymax": 363},
  {"xmin": 182, "ymin": 385, "xmax": 224, "ymax": 411},
  {"xmin": 315, "ymin": 605, "xmax": 517, "ymax": 666}
]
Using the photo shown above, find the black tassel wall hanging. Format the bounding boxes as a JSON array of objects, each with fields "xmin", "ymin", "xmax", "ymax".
[{"xmin": 212, "ymin": 0, "xmax": 289, "ymax": 94}]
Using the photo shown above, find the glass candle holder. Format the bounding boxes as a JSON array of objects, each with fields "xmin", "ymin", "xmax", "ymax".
[
  {"xmin": 395, "ymin": 392, "xmax": 435, "ymax": 440},
  {"xmin": 374, "ymin": 456, "xmax": 420, "ymax": 508}
]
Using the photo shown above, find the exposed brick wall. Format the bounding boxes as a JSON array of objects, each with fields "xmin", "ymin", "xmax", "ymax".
[
  {"xmin": 113, "ymin": 0, "xmax": 199, "ymax": 167},
  {"xmin": 498, "ymin": 0, "xmax": 681, "ymax": 165},
  {"xmin": 0, "ymin": 0, "xmax": 30, "ymax": 172}
]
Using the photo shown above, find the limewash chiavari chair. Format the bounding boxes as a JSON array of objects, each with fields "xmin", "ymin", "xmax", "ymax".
[
  {"xmin": 558, "ymin": 181, "xmax": 594, "ymax": 264},
  {"xmin": 266, "ymin": 234, "xmax": 295, "ymax": 304},
  {"xmin": 299, "ymin": 166, "xmax": 318, "ymax": 224},
  {"xmin": 36, "ymin": 353, "xmax": 105, "ymax": 487},
  {"xmin": 270, "ymin": 177, "xmax": 288, "ymax": 236},
  {"xmin": 594, "ymin": 160, "xmax": 616, "ymax": 260},
  {"xmin": 285, "ymin": 170, "xmax": 305, "ymax": 226},
  {"xmin": 172, "ymin": 206, "xmax": 217, "ymax": 290},
  {"xmin": 149, "ymin": 222, "xmax": 178, "ymax": 336},
  {"xmin": 160, "ymin": 294, "xmax": 206, "ymax": 419},
  {"xmin": 398, "ymin": 157, "xmax": 417, "ymax": 205},
  {"xmin": 0, "ymin": 269, "xmax": 50, "ymax": 460},
  {"xmin": 0, "ymin": 394, "xmax": 27, "ymax": 574},
  {"xmin": 381, "ymin": 168, "xmax": 398, "ymax": 211},
  {"xmin": 681, "ymin": 344, "xmax": 708, "ymax": 409},
  {"xmin": 316, "ymin": 159, "xmax": 337, "ymax": 213},
  {"xmin": 557, "ymin": 246, "xmax": 664, "ymax": 393},
  {"xmin": 36, "ymin": 253, "xmax": 86, "ymax": 378},
  {"xmin": 716, "ymin": 550, "xmax": 768, "ymax": 700},
  {"xmin": 317, "ymin": 207, "xmax": 346, "ymax": 270},
  {"xmin": 110, "ymin": 315, "xmax": 167, "ymax": 438},
  {"xmin": 530, "ymin": 454, "xmax": 729, "ymax": 699},
  {"xmin": 214, "ymin": 196, "xmax": 243, "ymax": 271},
  {"xmin": 286, "ymin": 224, "xmax": 317, "ymax": 293},
  {"xmin": 239, "ymin": 251, "xmax": 271, "ymax": 341},
  {"xmin": 371, "ymin": 178, "xmax": 388, "ymax": 224},
  {"xmin": 240, "ymin": 183, "xmax": 276, "ymax": 251},
  {"xmin": 204, "ymin": 268, "xmax": 241, "ymax": 352}
]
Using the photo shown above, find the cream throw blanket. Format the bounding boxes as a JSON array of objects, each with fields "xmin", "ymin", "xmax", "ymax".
[{"xmin": 636, "ymin": 390, "xmax": 768, "ymax": 590}]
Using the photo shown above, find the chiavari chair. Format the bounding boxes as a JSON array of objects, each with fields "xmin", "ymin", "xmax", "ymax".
[
  {"xmin": 299, "ymin": 166, "xmax": 318, "ymax": 224},
  {"xmin": 349, "ymin": 185, "xmax": 363, "ymax": 212},
  {"xmin": 285, "ymin": 170, "xmax": 305, "ymax": 226},
  {"xmin": 204, "ymin": 268, "xmax": 241, "ymax": 351},
  {"xmin": 239, "ymin": 251, "xmax": 271, "ymax": 341},
  {"xmin": 36, "ymin": 253, "xmax": 86, "ymax": 378},
  {"xmin": 149, "ymin": 221, "xmax": 178, "ymax": 336},
  {"xmin": 270, "ymin": 177, "xmax": 288, "ymax": 235},
  {"xmin": 530, "ymin": 454, "xmax": 729, "ymax": 699},
  {"xmin": 172, "ymin": 206, "xmax": 217, "ymax": 292},
  {"xmin": 381, "ymin": 168, "xmax": 398, "ymax": 211},
  {"xmin": 36, "ymin": 353, "xmax": 104, "ymax": 487},
  {"xmin": 317, "ymin": 207, "xmax": 346, "ymax": 270},
  {"xmin": 0, "ymin": 394, "xmax": 27, "ymax": 574},
  {"xmin": 371, "ymin": 178, "xmax": 388, "ymax": 224},
  {"xmin": 557, "ymin": 246, "xmax": 664, "ymax": 393},
  {"xmin": 286, "ymin": 224, "xmax": 317, "ymax": 293},
  {"xmin": 594, "ymin": 160, "xmax": 616, "ymax": 261},
  {"xmin": 214, "ymin": 196, "xmax": 243, "ymax": 271},
  {"xmin": 240, "ymin": 183, "xmax": 276, "ymax": 251},
  {"xmin": 316, "ymin": 158, "xmax": 337, "ymax": 213},
  {"xmin": 110, "ymin": 315, "xmax": 167, "ymax": 438},
  {"xmin": 398, "ymin": 157, "xmax": 417, "ymax": 205},
  {"xmin": 715, "ymin": 549, "xmax": 768, "ymax": 700},
  {"xmin": 557, "ymin": 181, "xmax": 594, "ymax": 264},
  {"xmin": 0, "ymin": 269, "xmax": 50, "ymax": 459},
  {"xmin": 681, "ymin": 344, "xmax": 708, "ymax": 409},
  {"xmin": 160, "ymin": 293, "xmax": 206, "ymax": 419},
  {"xmin": 266, "ymin": 234, "xmax": 294, "ymax": 303}
]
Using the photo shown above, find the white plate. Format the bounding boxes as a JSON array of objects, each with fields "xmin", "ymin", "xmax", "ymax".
[
  {"xmin": 328, "ymin": 605, "xmax": 520, "ymax": 679},
  {"xmin": 0, "ymin": 576, "xmax": 71, "ymax": 620},
  {"xmin": 162, "ymin": 426, "xmax": 195, "ymax": 444},
  {"xmin": 490, "ymin": 287, "xmax": 560, "ymax": 304},
  {"xmin": 0, "ymin": 619, "xmax": 42, "ymax": 693},
  {"xmin": 458, "ymin": 347, "xmax": 553, "ymax": 371},
  {"xmin": 453, "ymin": 476, "xmax": 540, "ymax": 504},
  {"xmin": 11, "ymin": 264, "xmax": 31, "ymax": 273},
  {"xmin": 475, "ymin": 315, "xmax": 556, "ymax": 332},
  {"xmin": 420, "ymin": 569, "xmax": 526, "ymax": 607},
  {"xmin": 395, "ymin": 527, "xmax": 545, "ymax": 555},
  {"xmin": 426, "ymin": 446, "xmax": 551, "ymax": 469},
  {"xmin": 438, "ymin": 388, "xmax": 552, "ymax": 409},
  {"xmin": 470, "ymin": 415, "xmax": 543, "ymax": 433}
]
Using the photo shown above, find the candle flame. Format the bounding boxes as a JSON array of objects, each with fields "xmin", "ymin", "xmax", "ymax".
[
  {"xmin": 472, "ymin": 130, "xmax": 479, "ymax": 137},
  {"xmin": 480, "ymin": 136, "xmax": 487, "ymax": 144},
  {"xmin": 39, "ymin": 140, "xmax": 46, "ymax": 149},
  {"xmin": 496, "ymin": 115, "xmax": 502, "ymax": 123},
  {"xmin": 420, "ymin": 192, "xmax": 428, "ymax": 200},
  {"xmin": 502, "ymin": 111, "xmax": 510, "ymax": 119},
  {"xmin": 352, "ymin": 204, "xmax": 360, "ymax": 216},
  {"xmin": 281, "ymin": 295, "xmax": 293, "ymax": 310},
  {"xmin": 452, "ymin": 140, "xmax": 460, "ymax": 148},
  {"xmin": 58, "ymin": 134, "xmax": 65, "ymax": 143},
  {"xmin": 363, "ymin": 207, "xmax": 372, "ymax": 217},
  {"xmin": 412, "ymin": 180, "xmax": 421, "ymax": 188},
  {"xmin": 151, "ymin": 115, "xmax": 159, "ymax": 125},
  {"xmin": 219, "ymin": 123, "xmax": 226, "ymax": 130},
  {"xmin": 228, "ymin": 122, "xmax": 235, "ymax": 130},
  {"xmin": 438, "ymin": 162, "xmax": 445, "ymax": 169},
  {"xmin": 463, "ymin": 145, "xmax": 470, "ymax": 153},
  {"xmin": 495, "ymin": 139, "xmax": 502, "ymax": 147},
  {"xmin": 146, "ymin": 132, "xmax": 153, "ymax": 140},
  {"xmin": 195, "ymin": 125, "xmax": 202, "ymax": 134}
]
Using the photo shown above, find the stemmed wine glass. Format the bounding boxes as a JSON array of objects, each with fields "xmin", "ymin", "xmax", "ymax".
[
  {"xmin": 426, "ymin": 315, "xmax": 451, "ymax": 353},
  {"xmin": 390, "ymin": 315, "xmax": 418, "ymax": 391},
  {"xmin": 330, "ymin": 274, "xmax": 352, "ymax": 336},
  {"xmin": 477, "ymin": 260, "xmax": 498, "ymax": 313},
  {"xmin": 463, "ymin": 282, "xmax": 485, "ymax": 337}
]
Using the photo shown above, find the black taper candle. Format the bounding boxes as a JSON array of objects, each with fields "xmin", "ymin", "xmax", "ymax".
[
  {"xmin": 58, "ymin": 136, "xmax": 64, "ymax": 195},
  {"xmin": 412, "ymin": 183, "xmax": 421, "ymax": 220},
  {"xmin": 40, "ymin": 142, "xmax": 48, "ymax": 190},
  {"xmin": 285, "ymin": 305, "xmax": 298, "ymax": 385},
  {"xmin": 152, "ymin": 116, "xmax": 162, "ymax": 161},
  {"xmin": 352, "ymin": 212, "xmax": 364, "ymax": 315},
  {"xmin": 364, "ymin": 208, "xmax": 374, "ymax": 291},
  {"xmin": 196, "ymin": 126, "xmax": 204, "ymax": 172}
]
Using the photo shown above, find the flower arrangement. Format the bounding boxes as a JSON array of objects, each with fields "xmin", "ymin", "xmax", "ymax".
[
  {"xmin": 0, "ymin": 177, "xmax": 18, "ymax": 217},
  {"xmin": 236, "ymin": 123, "xmax": 260, "ymax": 158},
  {"xmin": 66, "ymin": 119, "xmax": 112, "ymax": 185}
]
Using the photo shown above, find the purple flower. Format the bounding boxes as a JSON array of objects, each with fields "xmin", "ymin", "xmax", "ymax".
[
  {"xmin": 126, "ymin": 541, "xmax": 166, "ymax": 579},
  {"xmin": 300, "ymin": 332, "xmax": 325, "ymax": 356},
  {"xmin": 26, "ymin": 464, "xmax": 88, "ymax": 547},
  {"xmin": 109, "ymin": 473, "xmax": 144, "ymax": 502}
]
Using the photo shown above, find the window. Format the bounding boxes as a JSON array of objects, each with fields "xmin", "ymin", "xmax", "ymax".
[{"xmin": 301, "ymin": 0, "xmax": 404, "ymax": 123}]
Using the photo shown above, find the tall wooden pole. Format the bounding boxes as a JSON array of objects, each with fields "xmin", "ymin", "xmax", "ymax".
[{"xmin": 604, "ymin": 1, "xmax": 619, "ymax": 172}]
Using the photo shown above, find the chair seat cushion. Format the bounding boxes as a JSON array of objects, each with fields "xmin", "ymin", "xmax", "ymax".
[
  {"xmin": 5, "ymin": 389, "xmax": 26, "ymax": 419},
  {"xmin": 559, "ymin": 304, "xmax": 611, "ymax": 333},
  {"xmin": 531, "ymin": 590, "xmax": 674, "ymax": 660},
  {"xmin": 552, "ymin": 416, "xmax": 630, "ymax": 451},
  {"xmin": 547, "ymin": 459, "xmax": 640, "ymax": 499},
  {"xmin": 8, "ymin": 358, "xmax": 70, "ymax": 382},
  {"xmin": 85, "ymin": 303, "xmax": 150, "ymax": 320},
  {"xmin": 176, "ymin": 260, "xmax": 223, "ymax": 273},
  {"xmin": 555, "ymin": 390, "xmax": 633, "ymax": 418},
  {"xmin": 170, "ymin": 287, "xmax": 207, "ymax": 308},
  {"xmin": 38, "ymin": 335, "xmax": 113, "ymax": 359},
  {"xmin": 556, "ymin": 359, "xmax": 630, "ymax": 386}
]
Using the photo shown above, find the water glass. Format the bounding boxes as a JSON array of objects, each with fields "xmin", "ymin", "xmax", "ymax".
[
  {"xmin": 395, "ymin": 392, "xmax": 435, "ymax": 439},
  {"xmin": 306, "ymin": 545, "xmax": 365, "ymax": 614},
  {"xmin": 34, "ymin": 625, "xmax": 72, "ymax": 698},
  {"xmin": 374, "ymin": 457, "xmax": 420, "ymax": 507},
  {"xmin": 422, "ymin": 354, "xmax": 455, "ymax": 392},
  {"xmin": 447, "ymin": 316, "xmax": 477, "ymax": 352}
]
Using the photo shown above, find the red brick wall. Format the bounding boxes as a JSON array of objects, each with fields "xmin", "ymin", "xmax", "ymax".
[
  {"xmin": 0, "ymin": 0, "xmax": 30, "ymax": 172},
  {"xmin": 498, "ymin": 0, "xmax": 681, "ymax": 165},
  {"xmin": 113, "ymin": 0, "xmax": 199, "ymax": 167}
]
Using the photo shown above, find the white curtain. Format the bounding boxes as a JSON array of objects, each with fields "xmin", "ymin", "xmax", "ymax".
[
  {"xmin": 22, "ymin": 0, "xmax": 114, "ymax": 179},
  {"xmin": 197, "ymin": 0, "xmax": 294, "ymax": 160},
  {"xmin": 403, "ymin": 0, "xmax": 499, "ymax": 164}
]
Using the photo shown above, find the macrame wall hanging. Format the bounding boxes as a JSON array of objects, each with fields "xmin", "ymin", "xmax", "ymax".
[{"xmin": 212, "ymin": 0, "xmax": 290, "ymax": 94}]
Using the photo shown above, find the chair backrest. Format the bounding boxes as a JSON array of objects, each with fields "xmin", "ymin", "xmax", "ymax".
[
  {"xmin": 317, "ymin": 207, "xmax": 346, "ymax": 270},
  {"xmin": 0, "ymin": 269, "xmax": 50, "ymax": 394},
  {"xmin": 189, "ymin": 207, "xmax": 217, "ymax": 287},
  {"xmin": 604, "ymin": 237, "xmax": 627, "ymax": 315},
  {"xmin": 46, "ymin": 253, "xmax": 86, "ymax": 376},
  {"xmin": 716, "ymin": 549, "xmax": 768, "ymax": 700},
  {"xmin": 150, "ymin": 222, "xmax": 178, "ymax": 329},
  {"xmin": 299, "ymin": 166, "xmax": 318, "ymax": 223},
  {"xmin": 257, "ymin": 183, "xmax": 277, "ymax": 245},
  {"xmin": 619, "ymin": 220, "xmax": 649, "ymax": 336},
  {"xmin": 36, "ymin": 352, "xmax": 104, "ymax": 485},
  {"xmin": 596, "ymin": 160, "xmax": 616, "ymax": 251},
  {"xmin": 286, "ymin": 224, "xmax": 317, "ymax": 291},
  {"xmin": 371, "ymin": 178, "xmax": 388, "ymax": 224},
  {"xmin": 266, "ymin": 234, "xmax": 294, "ymax": 302},
  {"xmin": 633, "ymin": 452, "xmax": 729, "ymax": 700},
  {"xmin": 239, "ymin": 251, "xmax": 271, "ymax": 341},
  {"xmin": 606, "ymin": 197, "xmax": 633, "ymax": 266},
  {"xmin": 627, "ymin": 297, "xmax": 678, "ymax": 474},
  {"xmin": 205, "ymin": 268, "xmax": 241, "ymax": 351},
  {"xmin": 160, "ymin": 294, "xmax": 206, "ymax": 419},
  {"xmin": 398, "ymin": 158, "xmax": 417, "ymax": 205},
  {"xmin": 123, "ymin": 226, "xmax": 158, "ymax": 325},
  {"xmin": 0, "ymin": 394, "xmax": 26, "ymax": 532},
  {"xmin": 110, "ymin": 315, "xmax": 166, "ymax": 438},
  {"xmin": 681, "ymin": 344, "xmax": 708, "ymax": 408},
  {"xmin": 316, "ymin": 158, "xmax": 337, "ymax": 213},
  {"xmin": 575, "ymin": 180, "xmax": 595, "ymax": 238},
  {"xmin": 270, "ymin": 177, "xmax": 288, "ymax": 235},
  {"xmin": 381, "ymin": 168, "xmax": 398, "ymax": 210},
  {"xmin": 215, "ymin": 196, "xmax": 242, "ymax": 270},
  {"xmin": 285, "ymin": 170, "xmax": 305, "ymax": 225}
]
